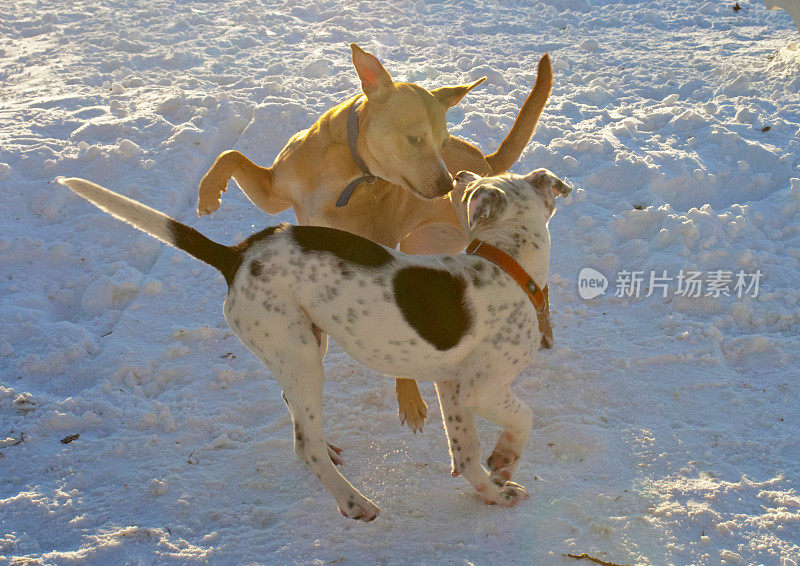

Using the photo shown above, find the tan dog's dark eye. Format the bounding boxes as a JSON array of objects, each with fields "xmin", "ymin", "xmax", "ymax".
[{"xmin": 407, "ymin": 135, "xmax": 423, "ymax": 146}]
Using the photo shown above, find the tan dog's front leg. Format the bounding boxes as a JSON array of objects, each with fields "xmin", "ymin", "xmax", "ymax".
[
  {"xmin": 198, "ymin": 150, "xmax": 291, "ymax": 216},
  {"xmin": 396, "ymin": 378, "xmax": 427, "ymax": 433}
]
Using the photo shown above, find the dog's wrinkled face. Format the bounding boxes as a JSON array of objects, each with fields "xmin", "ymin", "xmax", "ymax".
[
  {"xmin": 452, "ymin": 169, "xmax": 572, "ymax": 237},
  {"xmin": 351, "ymin": 44, "xmax": 485, "ymax": 200}
]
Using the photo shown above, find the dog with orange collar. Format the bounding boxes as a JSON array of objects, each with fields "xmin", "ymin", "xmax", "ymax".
[{"xmin": 58, "ymin": 167, "xmax": 571, "ymax": 521}]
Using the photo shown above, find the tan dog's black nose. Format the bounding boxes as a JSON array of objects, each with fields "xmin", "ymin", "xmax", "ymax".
[{"xmin": 435, "ymin": 174, "xmax": 454, "ymax": 196}]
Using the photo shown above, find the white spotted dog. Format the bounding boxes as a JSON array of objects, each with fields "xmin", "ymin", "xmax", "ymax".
[{"xmin": 58, "ymin": 169, "xmax": 571, "ymax": 522}]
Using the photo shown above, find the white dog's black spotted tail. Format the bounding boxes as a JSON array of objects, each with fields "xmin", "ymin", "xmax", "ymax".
[{"xmin": 57, "ymin": 177, "xmax": 242, "ymax": 285}]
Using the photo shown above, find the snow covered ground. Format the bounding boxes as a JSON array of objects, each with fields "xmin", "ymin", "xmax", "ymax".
[{"xmin": 1, "ymin": 0, "xmax": 799, "ymax": 563}]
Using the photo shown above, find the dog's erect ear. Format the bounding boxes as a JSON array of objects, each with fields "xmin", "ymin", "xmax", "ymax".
[
  {"xmin": 524, "ymin": 169, "xmax": 572, "ymax": 198},
  {"xmin": 431, "ymin": 77, "xmax": 486, "ymax": 109},
  {"xmin": 350, "ymin": 43, "xmax": 394, "ymax": 102},
  {"xmin": 454, "ymin": 170, "xmax": 482, "ymax": 192}
]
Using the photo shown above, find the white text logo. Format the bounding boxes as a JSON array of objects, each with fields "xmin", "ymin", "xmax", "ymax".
[{"xmin": 578, "ymin": 267, "xmax": 608, "ymax": 300}]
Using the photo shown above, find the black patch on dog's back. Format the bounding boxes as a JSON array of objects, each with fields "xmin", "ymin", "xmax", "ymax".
[
  {"xmin": 392, "ymin": 267, "xmax": 472, "ymax": 350},
  {"xmin": 291, "ymin": 226, "xmax": 393, "ymax": 268}
]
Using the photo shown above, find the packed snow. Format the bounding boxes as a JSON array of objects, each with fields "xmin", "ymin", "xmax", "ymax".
[{"xmin": 1, "ymin": 0, "xmax": 799, "ymax": 564}]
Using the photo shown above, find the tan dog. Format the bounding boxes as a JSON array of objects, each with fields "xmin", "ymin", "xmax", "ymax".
[{"xmin": 197, "ymin": 44, "xmax": 553, "ymax": 432}]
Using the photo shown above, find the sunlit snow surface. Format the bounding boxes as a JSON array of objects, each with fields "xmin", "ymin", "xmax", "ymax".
[{"xmin": 1, "ymin": 0, "xmax": 799, "ymax": 564}]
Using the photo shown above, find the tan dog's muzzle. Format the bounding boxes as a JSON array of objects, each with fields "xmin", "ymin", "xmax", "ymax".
[{"xmin": 433, "ymin": 173, "xmax": 455, "ymax": 198}]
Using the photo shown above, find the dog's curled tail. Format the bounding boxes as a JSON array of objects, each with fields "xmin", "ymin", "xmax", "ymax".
[
  {"xmin": 58, "ymin": 177, "xmax": 239, "ymax": 285},
  {"xmin": 484, "ymin": 53, "xmax": 553, "ymax": 175}
]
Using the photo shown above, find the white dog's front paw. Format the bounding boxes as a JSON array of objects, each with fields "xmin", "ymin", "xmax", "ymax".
[
  {"xmin": 477, "ymin": 481, "xmax": 529, "ymax": 507},
  {"xmin": 487, "ymin": 447, "xmax": 519, "ymax": 483},
  {"xmin": 337, "ymin": 492, "xmax": 380, "ymax": 522},
  {"xmin": 498, "ymin": 481, "xmax": 529, "ymax": 506}
]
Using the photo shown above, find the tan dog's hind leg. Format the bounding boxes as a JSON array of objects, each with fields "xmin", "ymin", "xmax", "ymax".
[
  {"xmin": 396, "ymin": 378, "xmax": 427, "ymax": 434},
  {"xmin": 198, "ymin": 150, "xmax": 293, "ymax": 216}
]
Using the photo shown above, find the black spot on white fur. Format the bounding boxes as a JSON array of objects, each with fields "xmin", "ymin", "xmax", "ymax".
[
  {"xmin": 392, "ymin": 267, "xmax": 472, "ymax": 350},
  {"xmin": 291, "ymin": 225, "xmax": 393, "ymax": 268}
]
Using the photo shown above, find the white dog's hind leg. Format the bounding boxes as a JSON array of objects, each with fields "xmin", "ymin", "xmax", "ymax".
[
  {"xmin": 282, "ymin": 389, "xmax": 342, "ymax": 466},
  {"xmin": 273, "ymin": 358, "xmax": 379, "ymax": 522},
  {"xmin": 226, "ymin": 303, "xmax": 376, "ymax": 521},
  {"xmin": 435, "ymin": 381, "xmax": 527, "ymax": 507},
  {"xmin": 308, "ymin": 329, "xmax": 344, "ymax": 466}
]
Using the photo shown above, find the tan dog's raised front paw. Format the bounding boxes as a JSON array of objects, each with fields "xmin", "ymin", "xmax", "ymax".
[
  {"xmin": 396, "ymin": 378, "xmax": 427, "ymax": 433},
  {"xmin": 197, "ymin": 168, "xmax": 228, "ymax": 216}
]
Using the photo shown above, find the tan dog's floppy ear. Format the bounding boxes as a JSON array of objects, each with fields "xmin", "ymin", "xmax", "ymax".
[
  {"xmin": 350, "ymin": 43, "xmax": 394, "ymax": 102},
  {"xmin": 524, "ymin": 168, "xmax": 572, "ymax": 198},
  {"xmin": 431, "ymin": 77, "xmax": 486, "ymax": 109}
]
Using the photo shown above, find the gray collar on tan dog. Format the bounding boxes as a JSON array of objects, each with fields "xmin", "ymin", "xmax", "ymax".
[{"xmin": 335, "ymin": 96, "xmax": 379, "ymax": 207}]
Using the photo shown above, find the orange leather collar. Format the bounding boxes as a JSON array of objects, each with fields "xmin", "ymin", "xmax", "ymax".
[{"xmin": 465, "ymin": 239, "xmax": 546, "ymax": 312}]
